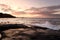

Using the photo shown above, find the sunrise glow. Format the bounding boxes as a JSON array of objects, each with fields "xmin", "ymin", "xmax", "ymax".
[{"xmin": 0, "ymin": 0, "xmax": 59, "ymax": 18}]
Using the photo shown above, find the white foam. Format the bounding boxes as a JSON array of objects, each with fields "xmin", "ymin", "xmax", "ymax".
[{"xmin": 31, "ymin": 21, "xmax": 60, "ymax": 30}]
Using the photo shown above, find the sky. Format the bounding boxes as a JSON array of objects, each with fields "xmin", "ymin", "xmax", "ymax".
[
  {"xmin": 0, "ymin": 0, "xmax": 60, "ymax": 10},
  {"xmin": 0, "ymin": 0, "xmax": 60, "ymax": 18}
]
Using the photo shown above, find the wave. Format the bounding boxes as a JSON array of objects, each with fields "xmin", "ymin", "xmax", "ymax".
[{"xmin": 30, "ymin": 21, "xmax": 60, "ymax": 30}]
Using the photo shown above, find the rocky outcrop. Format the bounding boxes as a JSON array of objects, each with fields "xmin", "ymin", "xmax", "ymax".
[
  {"xmin": 0, "ymin": 13, "xmax": 15, "ymax": 18},
  {"xmin": 0, "ymin": 24, "xmax": 60, "ymax": 40}
]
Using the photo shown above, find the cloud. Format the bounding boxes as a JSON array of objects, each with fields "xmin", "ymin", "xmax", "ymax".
[
  {"xmin": 24, "ymin": 5, "xmax": 60, "ymax": 18},
  {"xmin": 0, "ymin": 4, "xmax": 10, "ymax": 11},
  {"xmin": 0, "ymin": 4, "xmax": 60, "ymax": 18},
  {"xmin": 0, "ymin": 4, "xmax": 12, "ymax": 14},
  {"xmin": 11, "ymin": 5, "xmax": 60, "ymax": 18}
]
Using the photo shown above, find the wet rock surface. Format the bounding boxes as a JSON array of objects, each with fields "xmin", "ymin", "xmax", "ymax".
[{"xmin": 0, "ymin": 24, "xmax": 60, "ymax": 40}]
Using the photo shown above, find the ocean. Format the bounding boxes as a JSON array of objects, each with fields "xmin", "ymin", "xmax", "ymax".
[{"xmin": 0, "ymin": 18, "xmax": 60, "ymax": 30}]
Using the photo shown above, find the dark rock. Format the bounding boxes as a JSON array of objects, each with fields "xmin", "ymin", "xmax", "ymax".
[
  {"xmin": 0, "ymin": 24, "xmax": 60, "ymax": 40},
  {"xmin": 0, "ymin": 13, "xmax": 15, "ymax": 18}
]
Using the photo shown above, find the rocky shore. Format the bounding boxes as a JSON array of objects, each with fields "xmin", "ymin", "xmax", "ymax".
[{"xmin": 0, "ymin": 24, "xmax": 60, "ymax": 40}]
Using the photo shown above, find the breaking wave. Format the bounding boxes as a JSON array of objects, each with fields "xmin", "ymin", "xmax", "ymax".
[{"xmin": 31, "ymin": 21, "xmax": 60, "ymax": 30}]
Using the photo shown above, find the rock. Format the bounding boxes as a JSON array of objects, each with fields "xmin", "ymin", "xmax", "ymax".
[
  {"xmin": 0, "ymin": 33, "xmax": 1, "ymax": 39},
  {"xmin": 0, "ymin": 13, "xmax": 15, "ymax": 18},
  {"xmin": 0, "ymin": 24, "xmax": 60, "ymax": 40}
]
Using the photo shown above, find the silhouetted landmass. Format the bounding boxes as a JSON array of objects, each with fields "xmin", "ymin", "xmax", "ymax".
[
  {"xmin": 0, "ymin": 24, "xmax": 60, "ymax": 40},
  {"xmin": 0, "ymin": 13, "xmax": 16, "ymax": 18}
]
